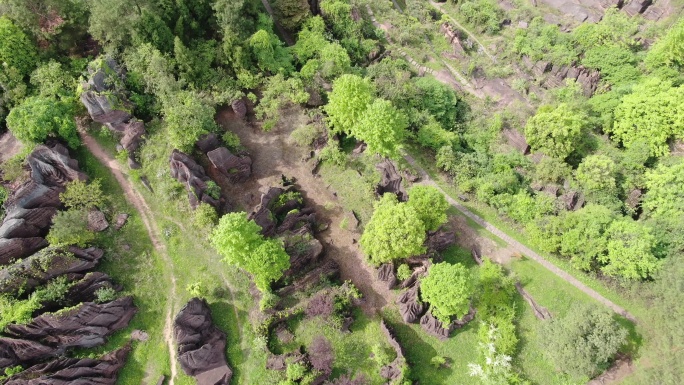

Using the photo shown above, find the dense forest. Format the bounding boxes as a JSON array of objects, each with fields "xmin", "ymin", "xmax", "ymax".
[{"xmin": 0, "ymin": 0, "xmax": 682, "ymax": 384}]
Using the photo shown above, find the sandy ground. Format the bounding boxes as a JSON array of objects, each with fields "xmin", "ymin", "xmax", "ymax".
[{"xmin": 0, "ymin": 131, "xmax": 23, "ymax": 163}]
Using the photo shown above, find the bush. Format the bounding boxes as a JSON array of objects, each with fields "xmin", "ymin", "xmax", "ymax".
[
  {"xmin": 46, "ymin": 209, "xmax": 95, "ymax": 247},
  {"xmin": 397, "ymin": 264, "xmax": 411, "ymax": 281},
  {"xmin": 205, "ymin": 181, "xmax": 221, "ymax": 200},
  {"xmin": 290, "ymin": 124, "xmax": 321, "ymax": 147},
  {"xmin": 60, "ymin": 179, "xmax": 107, "ymax": 210},
  {"xmin": 193, "ymin": 203, "xmax": 218, "ymax": 229},
  {"xmin": 431, "ymin": 355, "xmax": 447, "ymax": 368},
  {"xmin": 94, "ymin": 287, "xmax": 117, "ymax": 303},
  {"xmin": 371, "ymin": 344, "xmax": 394, "ymax": 366},
  {"xmin": 186, "ymin": 281, "xmax": 208, "ymax": 299},
  {"xmin": 6, "ymin": 96, "xmax": 79, "ymax": 148},
  {"xmin": 417, "ymin": 118, "xmax": 458, "ymax": 151},
  {"xmin": 222, "ymin": 131, "xmax": 241, "ymax": 151},
  {"xmin": 421, "ymin": 262, "xmax": 474, "ymax": 325}
]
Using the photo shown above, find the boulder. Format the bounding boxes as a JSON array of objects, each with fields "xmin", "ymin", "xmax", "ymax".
[
  {"xmin": 231, "ymin": 99, "xmax": 247, "ymax": 119},
  {"xmin": 375, "ymin": 159, "xmax": 407, "ymax": 201},
  {"xmin": 174, "ymin": 298, "xmax": 233, "ymax": 385},
  {"xmin": 426, "ymin": 229, "xmax": 456, "ymax": 254},
  {"xmin": 87, "ymin": 210, "xmax": 109, "ymax": 232},
  {"xmin": 0, "ymin": 297, "xmax": 136, "ymax": 368},
  {"xmin": 419, "ymin": 311, "xmax": 453, "ymax": 340},
  {"xmin": 377, "ymin": 263, "xmax": 397, "ymax": 290},
  {"xmin": 6, "ymin": 297, "xmax": 136, "ymax": 344},
  {"xmin": 79, "ymin": 92, "xmax": 132, "ymax": 129},
  {"xmin": 0, "ymin": 246, "xmax": 104, "ymax": 295},
  {"xmin": 169, "ymin": 150, "xmax": 220, "ymax": 209},
  {"xmin": 283, "ymin": 231, "xmax": 324, "ymax": 277},
  {"xmin": 26, "ymin": 144, "xmax": 87, "ymax": 188},
  {"xmin": 278, "ymin": 260, "xmax": 339, "ymax": 297},
  {"xmin": 113, "ymin": 213, "xmax": 129, "ymax": 230},
  {"xmin": 3, "ymin": 344, "xmax": 130, "ymax": 385},
  {"xmin": 207, "ymin": 147, "xmax": 252, "ymax": 183},
  {"xmin": 196, "ymin": 133, "xmax": 222, "ymax": 154},
  {"xmin": 397, "ymin": 284, "xmax": 426, "ymax": 323},
  {"xmin": 0, "ymin": 238, "xmax": 48, "ymax": 266},
  {"xmin": 248, "ymin": 187, "xmax": 284, "ymax": 236},
  {"xmin": 119, "ymin": 120, "xmax": 145, "ymax": 154}
]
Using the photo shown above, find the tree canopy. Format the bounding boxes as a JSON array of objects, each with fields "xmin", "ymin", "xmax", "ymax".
[
  {"xmin": 542, "ymin": 303, "xmax": 627, "ymax": 380},
  {"xmin": 359, "ymin": 194, "xmax": 426, "ymax": 265},
  {"xmin": 407, "ymin": 185, "xmax": 449, "ymax": 232},
  {"xmin": 210, "ymin": 212, "xmax": 290, "ymax": 292},
  {"xmin": 421, "ymin": 262, "xmax": 474, "ymax": 325},
  {"xmin": 325, "ymin": 74, "xmax": 375, "ymax": 135},
  {"xmin": 0, "ymin": 16, "xmax": 37, "ymax": 76},
  {"xmin": 162, "ymin": 91, "xmax": 218, "ymax": 152},
  {"xmin": 6, "ymin": 96, "xmax": 79, "ymax": 148},
  {"xmin": 354, "ymin": 99, "xmax": 408, "ymax": 159},
  {"xmin": 524, "ymin": 103, "xmax": 585, "ymax": 159}
]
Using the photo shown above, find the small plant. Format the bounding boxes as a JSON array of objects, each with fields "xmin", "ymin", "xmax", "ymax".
[
  {"xmin": 371, "ymin": 344, "xmax": 393, "ymax": 366},
  {"xmin": 259, "ymin": 290, "xmax": 279, "ymax": 310},
  {"xmin": 193, "ymin": 203, "xmax": 218, "ymax": 229},
  {"xmin": 275, "ymin": 191, "xmax": 303, "ymax": 208},
  {"xmin": 94, "ymin": 287, "xmax": 118, "ymax": 303},
  {"xmin": 339, "ymin": 217, "xmax": 349, "ymax": 230},
  {"xmin": 431, "ymin": 355, "xmax": 447, "ymax": 368},
  {"xmin": 397, "ymin": 264, "xmax": 412, "ymax": 281},
  {"xmin": 205, "ymin": 181, "xmax": 221, "ymax": 200},
  {"xmin": 186, "ymin": 281, "xmax": 208, "ymax": 299},
  {"xmin": 60, "ymin": 179, "xmax": 107, "ymax": 210},
  {"xmin": 0, "ymin": 366, "xmax": 23, "ymax": 380},
  {"xmin": 222, "ymin": 131, "xmax": 241, "ymax": 150},
  {"xmin": 290, "ymin": 124, "xmax": 321, "ymax": 147}
]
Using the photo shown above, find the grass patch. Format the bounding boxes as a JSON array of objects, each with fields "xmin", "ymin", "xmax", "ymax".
[{"xmin": 319, "ymin": 161, "xmax": 378, "ymax": 226}]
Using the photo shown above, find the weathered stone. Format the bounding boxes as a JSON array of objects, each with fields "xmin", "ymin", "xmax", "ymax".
[
  {"xmin": 377, "ymin": 263, "xmax": 397, "ymax": 290},
  {"xmin": 376, "ymin": 159, "xmax": 407, "ymax": 201},
  {"xmin": 87, "ymin": 210, "xmax": 109, "ymax": 232},
  {"xmin": 0, "ymin": 238, "xmax": 49, "ymax": 266},
  {"xmin": 419, "ymin": 310, "xmax": 453, "ymax": 340},
  {"xmin": 113, "ymin": 213, "xmax": 129, "ymax": 230},
  {"xmin": 174, "ymin": 298, "xmax": 232, "ymax": 385},
  {"xmin": 0, "ymin": 246, "xmax": 104, "ymax": 295},
  {"xmin": 3, "ymin": 344, "xmax": 130, "ymax": 385},
  {"xmin": 231, "ymin": 99, "xmax": 247, "ymax": 119},
  {"xmin": 207, "ymin": 147, "xmax": 252, "ymax": 183},
  {"xmin": 196, "ymin": 133, "xmax": 221, "ymax": 154},
  {"xmin": 397, "ymin": 284, "xmax": 426, "ymax": 323},
  {"xmin": 169, "ymin": 150, "xmax": 220, "ymax": 209},
  {"xmin": 248, "ymin": 187, "xmax": 284, "ymax": 236},
  {"xmin": 426, "ymin": 229, "xmax": 456, "ymax": 254}
]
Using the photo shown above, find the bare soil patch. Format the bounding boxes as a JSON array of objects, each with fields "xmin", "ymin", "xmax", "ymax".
[
  {"xmin": 0, "ymin": 131, "xmax": 23, "ymax": 162},
  {"xmin": 216, "ymin": 107, "xmax": 393, "ymax": 314}
]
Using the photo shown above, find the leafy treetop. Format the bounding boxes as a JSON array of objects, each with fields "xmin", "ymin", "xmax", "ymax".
[{"xmin": 420, "ymin": 262, "xmax": 474, "ymax": 325}]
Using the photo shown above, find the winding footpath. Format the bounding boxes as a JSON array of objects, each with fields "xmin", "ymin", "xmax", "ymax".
[
  {"xmin": 403, "ymin": 154, "xmax": 637, "ymax": 323},
  {"xmin": 79, "ymin": 131, "xmax": 180, "ymax": 384}
]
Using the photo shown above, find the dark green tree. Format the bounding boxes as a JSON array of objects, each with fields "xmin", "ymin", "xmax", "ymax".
[
  {"xmin": 407, "ymin": 185, "xmax": 449, "ymax": 232},
  {"xmin": 6, "ymin": 96, "xmax": 78, "ymax": 148}
]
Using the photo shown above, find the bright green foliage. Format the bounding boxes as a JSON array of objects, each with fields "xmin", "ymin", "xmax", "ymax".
[
  {"xmin": 94, "ymin": 286, "xmax": 117, "ymax": 303},
  {"xmin": 576, "ymin": 155, "xmax": 617, "ymax": 192},
  {"xmin": 459, "ymin": 0, "xmax": 503, "ymax": 34},
  {"xmin": 210, "ymin": 212, "xmax": 290, "ymax": 292},
  {"xmin": 476, "ymin": 259, "xmax": 515, "ymax": 320},
  {"xmin": 601, "ymin": 219, "xmax": 659, "ymax": 280},
  {"xmin": 533, "ymin": 156, "xmax": 571, "ymax": 184},
  {"xmin": 324, "ymin": 74, "xmax": 375, "ymax": 134},
  {"xmin": 407, "ymin": 185, "xmax": 449, "ymax": 232},
  {"xmin": 524, "ymin": 103, "xmax": 585, "ymax": 159},
  {"xmin": 318, "ymin": 42, "xmax": 351, "ymax": 79},
  {"xmin": 0, "ymin": 16, "xmax": 37, "ymax": 76},
  {"xmin": 248, "ymin": 17, "xmax": 294, "ymax": 75},
  {"xmin": 573, "ymin": 7, "xmax": 638, "ymax": 50},
  {"xmin": 581, "ymin": 45, "xmax": 640, "ymax": 86},
  {"xmin": 255, "ymin": 74, "xmax": 309, "ymax": 130},
  {"xmin": 610, "ymin": 78, "xmax": 684, "ymax": 157},
  {"xmin": 60, "ymin": 179, "xmax": 106, "ymax": 210},
  {"xmin": 417, "ymin": 117, "xmax": 458, "ymax": 151},
  {"xmin": 643, "ymin": 161, "xmax": 684, "ymax": 219},
  {"xmin": 355, "ymin": 99, "xmax": 407, "ymax": 159},
  {"xmin": 274, "ymin": 0, "xmax": 310, "ymax": 31},
  {"xmin": 397, "ymin": 264, "xmax": 411, "ymax": 281},
  {"xmin": 560, "ymin": 205, "xmax": 615, "ymax": 272},
  {"xmin": 186, "ymin": 281, "xmax": 208, "ymax": 298},
  {"xmin": 6, "ymin": 96, "xmax": 79, "ymax": 148},
  {"xmin": 360, "ymin": 194, "xmax": 426, "ymax": 265},
  {"xmin": 124, "ymin": 43, "xmax": 179, "ymax": 96},
  {"xmin": 371, "ymin": 344, "xmax": 394, "ymax": 366},
  {"xmin": 292, "ymin": 16, "xmax": 327, "ymax": 63},
  {"xmin": 30, "ymin": 61, "xmax": 76, "ymax": 99},
  {"xmin": 513, "ymin": 17, "xmax": 577, "ymax": 65},
  {"xmin": 645, "ymin": 19, "xmax": 684, "ymax": 71},
  {"xmin": 0, "ymin": 294, "xmax": 41, "ymax": 331},
  {"xmin": 162, "ymin": 91, "xmax": 218, "ymax": 152},
  {"xmin": 421, "ymin": 262, "xmax": 473, "ymax": 325},
  {"xmin": 193, "ymin": 202, "xmax": 218, "ymax": 229},
  {"xmin": 542, "ymin": 303, "xmax": 627, "ymax": 380},
  {"xmin": 46, "ymin": 209, "xmax": 95, "ymax": 247},
  {"xmin": 412, "ymin": 77, "xmax": 461, "ymax": 130}
]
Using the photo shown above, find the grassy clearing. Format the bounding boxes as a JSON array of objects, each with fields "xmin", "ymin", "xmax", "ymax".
[
  {"xmin": 319, "ymin": 159, "xmax": 379, "ymax": 227},
  {"xmin": 70, "ymin": 145, "xmax": 171, "ymax": 384}
]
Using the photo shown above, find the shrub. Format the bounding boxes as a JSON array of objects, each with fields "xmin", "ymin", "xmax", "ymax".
[
  {"xmin": 186, "ymin": 281, "xmax": 208, "ymax": 299},
  {"xmin": 290, "ymin": 124, "xmax": 321, "ymax": 147},
  {"xmin": 397, "ymin": 264, "xmax": 412, "ymax": 281},
  {"xmin": 371, "ymin": 344, "xmax": 394, "ymax": 366},
  {"xmin": 222, "ymin": 131, "xmax": 241, "ymax": 150},
  {"xmin": 194, "ymin": 203, "xmax": 218, "ymax": 229},
  {"xmin": 205, "ymin": 181, "xmax": 221, "ymax": 200},
  {"xmin": 94, "ymin": 287, "xmax": 118, "ymax": 303},
  {"xmin": 431, "ymin": 355, "xmax": 447, "ymax": 368},
  {"xmin": 421, "ymin": 262, "xmax": 474, "ymax": 325},
  {"xmin": 46, "ymin": 209, "xmax": 95, "ymax": 247},
  {"xmin": 60, "ymin": 179, "xmax": 107, "ymax": 210}
]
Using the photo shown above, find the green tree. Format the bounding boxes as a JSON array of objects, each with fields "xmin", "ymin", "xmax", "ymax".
[
  {"xmin": 524, "ymin": 103, "xmax": 585, "ymax": 159},
  {"xmin": 210, "ymin": 212, "xmax": 290, "ymax": 292},
  {"xmin": 542, "ymin": 303, "xmax": 627, "ymax": 380},
  {"xmin": 292, "ymin": 16, "xmax": 327, "ymax": 63},
  {"xmin": 255, "ymin": 74, "xmax": 309, "ymax": 130},
  {"xmin": 534, "ymin": 156, "xmax": 572, "ymax": 184},
  {"xmin": 354, "ymin": 99, "xmax": 407, "ymax": 159},
  {"xmin": 576, "ymin": 154, "xmax": 617, "ymax": 192},
  {"xmin": 60, "ymin": 179, "xmax": 106, "ymax": 210},
  {"xmin": 0, "ymin": 16, "xmax": 37, "ymax": 76},
  {"xmin": 193, "ymin": 202, "xmax": 218, "ymax": 229},
  {"xmin": 420, "ymin": 262, "xmax": 473, "ymax": 325},
  {"xmin": 643, "ymin": 161, "xmax": 684, "ymax": 219},
  {"xmin": 610, "ymin": 78, "xmax": 684, "ymax": 157},
  {"xmin": 30, "ymin": 61, "xmax": 75, "ymax": 100},
  {"xmin": 559, "ymin": 205, "xmax": 615, "ymax": 272},
  {"xmin": 248, "ymin": 16, "xmax": 294, "ymax": 75},
  {"xmin": 411, "ymin": 77, "xmax": 461, "ymax": 130},
  {"xmin": 601, "ymin": 219, "xmax": 659, "ymax": 280},
  {"xmin": 6, "ymin": 96, "xmax": 79, "ymax": 148},
  {"xmin": 645, "ymin": 19, "xmax": 684, "ymax": 71},
  {"xmin": 360, "ymin": 194, "xmax": 426, "ymax": 265},
  {"xmin": 407, "ymin": 185, "xmax": 449, "ymax": 232},
  {"xmin": 324, "ymin": 74, "xmax": 375, "ymax": 135},
  {"xmin": 46, "ymin": 209, "xmax": 95, "ymax": 247},
  {"xmin": 162, "ymin": 91, "xmax": 218, "ymax": 152}
]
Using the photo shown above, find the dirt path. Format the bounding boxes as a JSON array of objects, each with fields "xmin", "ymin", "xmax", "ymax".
[
  {"xmin": 403, "ymin": 153, "xmax": 638, "ymax": 323},
  {"xmin": 79, "ymin": 131, "xmax": 180, "ymax": 384},
  {"xmin": 217, "ymin": 108, "xmax": 393, "ymax": 314},
  {"xmin": 0, "ymin": 131, "xmax": 23, "ymax": 163}
]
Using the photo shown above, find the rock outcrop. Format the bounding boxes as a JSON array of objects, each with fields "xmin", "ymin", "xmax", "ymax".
[
  {"xmin": 0, "ymin": 297, "xmax": 136, "ymax": 368},
  {"xmin": 419, "ymin": 307, "xmax": 476, "ymax": 340},
  {"xmin": 79, "ymin": 57, "xmax": 145, "ymax": 167},
  {"xmin": 207, "ymin": 147, "xmax": 252, "ymax": 183},
  {"xmin": 376, "ymin": 159, "xmax": 407, "ymax": 201},
  {"xmin": 0, "ymin": 144, "xmax": 86, "ymax": 265},
  {"xmin": 522, "ymin": 56, "xmax": 600, "ymax": 96},
  {"xmin": 174, "ymin": 298, "xmax": 232, "ymax": 385},
  {"xmin": 3, "ymin": 344, "xmax": 130, "ymax": 385},
  {"xmin": 397, "ymin": 284, "xmax": 426, "ymax": 323},
  {"xmin": 87, "ymin": 210, "xmax": 109, "ymax": 232},
  {"xmin": 379, "ymin": 320, "xmax": 408, "ymax": 382},
  {"xmin": 377, "ymin": 263, "xmax": 397, "ymax": 290},
  {"xmin": 169, "ymin": 150, "xmax": 220, "ymax": 209},
  {"xmin": 0, "ymin": 246, "xmax": 104, "ymax": 295},
  {"xmin": 195, "ymin": 133, "xmax": 222, "ymax": 154}
]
